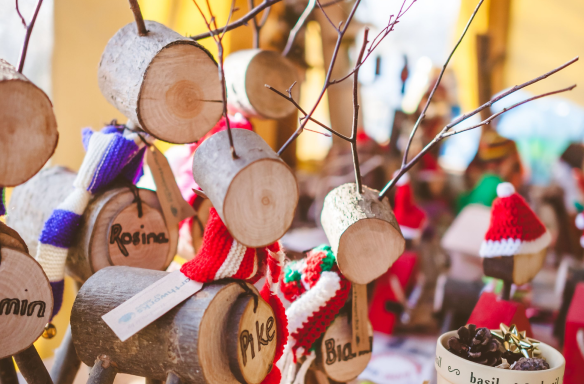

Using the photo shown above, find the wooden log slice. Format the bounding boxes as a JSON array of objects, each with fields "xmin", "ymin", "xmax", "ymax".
[
  {"xmin": 226, "ymin": 296, "xmax": 277, "ymax": 384},
  {"xmin": 0, "ymin": 59, "xmax": 58, "ymax": 186},
  {"xmin": 8, "ymin": 167, "xmax": 177, "ymax": 283},
  {"xmin": 482, "ymin": 248, "xmax": 547, "ymax": 286},
  {"xmin": 0, "ymin": 247, "xmax": 53, "ymax": 359},
  {"xmin": 98, "ymin": 21, "xmax": 222, "ymax": 144},
  {"xmin": 0, "ymin": 222, "xmax": 28, "ymax": 254},
  {"xmin": 192, "ymin": 129, "xmax": 298, "ymax": 247},
  {"xmin": 314, "ymin": 313, "xmax": 372, "ymax": 382},
  {"xmin": 320, "ymin": 183, "xmax": 405, "ymax": 284},
  {"xmin": 224, "ymin": 49, "xmax": 299, "ymax": 119},
  {"xmin": 71, "ymin": 266, "xmax": 277, "ymax": 384}
]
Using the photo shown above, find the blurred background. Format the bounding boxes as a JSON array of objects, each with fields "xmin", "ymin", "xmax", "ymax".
[{"xmin": 1, "ymin": 0, "xmax": 584, "ymax": 383}]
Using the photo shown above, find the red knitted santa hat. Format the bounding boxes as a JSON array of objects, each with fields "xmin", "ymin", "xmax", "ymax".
[
  {"xmin": 393, "ymin": 172, "xmax": 426, "ymax": 239},
  {"xmin": 479, "ymin": 182, "xmax": 551, "ymax": 257}
]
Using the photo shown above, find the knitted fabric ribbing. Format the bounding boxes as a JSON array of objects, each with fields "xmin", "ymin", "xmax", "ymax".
[
  {"xmin": 480, "ymin": 183, "xmax": 550, "ymax": 257},
  {"xmin": 280, "ymin": 245, "xmax": 351, "ymax": 359},
  {"xmin": 179, "ymin": 208, "xmax": 288, "ymax": 384},
  {"xmin": 36, "ymin": 125, "xmax": 148, "ymax": 319}
]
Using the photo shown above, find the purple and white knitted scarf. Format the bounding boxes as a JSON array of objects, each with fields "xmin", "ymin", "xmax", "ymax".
[{"xmin": 36, "ymin": 124, "xmax": 149, "ymax": 319}]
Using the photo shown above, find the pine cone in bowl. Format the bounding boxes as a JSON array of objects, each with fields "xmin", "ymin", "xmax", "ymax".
[
  {"xmin": 511, "ymin": 357, "xmax": 549, "ymax": 371},
  {"xmin": 448, "ymin": 324, "xmax": 502, "ymax": 366}
]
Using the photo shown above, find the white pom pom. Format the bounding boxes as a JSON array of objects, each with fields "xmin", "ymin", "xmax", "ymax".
[
  {"xmin": 580, "ymin": 235, "xmax": 584, "ymax": 248},
  {"xmin": 496, "ymin": 182, "xmax": 515, "ymax": 198},
  {"xmin": 576, "ymin": 213, "xmax": 584, "ymax": 230},
  {"xmin": 394, "ymin": 171, "xmax": 410, "ymax": 186}
]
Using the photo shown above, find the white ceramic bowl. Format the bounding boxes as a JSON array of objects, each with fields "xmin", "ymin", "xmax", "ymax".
[{"xmin": 435, "ymin": 330, "xmax": 565, "ymax": 384}]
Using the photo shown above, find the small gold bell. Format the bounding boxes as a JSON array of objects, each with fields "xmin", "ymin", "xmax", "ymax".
[{"xmin": 42, "ymin": 323, "xmax": 57, "ymax": 339}]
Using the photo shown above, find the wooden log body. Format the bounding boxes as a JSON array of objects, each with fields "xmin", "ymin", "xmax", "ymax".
[
  {"xmin": 98, "ymin": 21, "xmax": 222, "ymax": 144},
  {"xmin": 482, "ymin": 248, "xmax": 547, "ymax": 286},
  {"xmin": 0, "ymin": 247, "xmax": 53, "ymax": 359},
  {"xmin": 224, "ymin": 49, "xmax": 299, "ymax": 119},
  {"xmin": 0, "ymin": 59, "xmax": 58, "ymax": 186},
  {"xmin": 192, "ymin": 129, "xmax": 298, "ymax": 247},
  {"xmin": 71, "ymin": 267, "xmax": 277, "ymax": 384},
  {"xmin": 320, "ymin": 183, "xmax": 405, "ymax": 284},
  {"xmin": 314, "ymin": 313, "xmax": 373, "ymax": 382},
  {"xmin": 8, "ymin": 167, "xmax": 177, "ymax": 283}
]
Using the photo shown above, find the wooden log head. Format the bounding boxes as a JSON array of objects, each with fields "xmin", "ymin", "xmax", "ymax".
[
  {"xmin": 315, "ymin": 313, "xmax": 372, "ymax": 382},
  {"xmin": 0, "ymin": 247, "xmax": 53, "ymax": 359},
  {"xmin": 0, "ymin": 59, "xmax": 58, "ymax": 186},
  {"xmin": 482, "ymin": 248, "xmax": 547, "ymax": 286},
  {"xmin": 8, "ymin": 167, "xmax": 177, "ymax": 283},
  {"xmin": 98, "ymin": 21, "xmax": 222, "ymax": 144},
  {"xmin": 192, "ymin": 129, "xmax": 298, "ymax": 247},
  {"xmin": 224, "ymin": 49, "xmax": 299, "ymax": 119},
  {"xmin": 71, "ymin": 267, "xmax": 278, "ymax": 384},
  {"xmin": 321, "ymin": 183, "xmax": 405, "ymax": 284}
]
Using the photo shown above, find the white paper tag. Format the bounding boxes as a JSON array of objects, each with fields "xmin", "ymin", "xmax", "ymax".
[{"xmin": 102, "ymin": 270, "xmax": 203, "ymax": 342}]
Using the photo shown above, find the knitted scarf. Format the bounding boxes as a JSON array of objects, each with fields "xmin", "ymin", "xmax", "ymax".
[
  {"xmin": 180, "ymin": 208, "xmax": 288, "ymax": 384},
  {"xmin": 278, "ymin": 245, "xmax": 351, "ymax": 384},
  {"xmin": 36, "ymin": 124, "xmax": 148, "ymax": 319}
]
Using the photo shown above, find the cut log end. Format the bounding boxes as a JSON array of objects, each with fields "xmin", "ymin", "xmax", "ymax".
[
  {"xmin": 138, "ymin": 43, "xmax": 222, "ymax": 143},
  {"xmin": 224, "ymin": 158, "xmax": 298, "ymax": 248},
  {"xmin": 0, "ymin": 60, "xmax": 58, "ymax": 186},
  {"xmin": 226, "ymin": 295, "xmax": 277, "ymax": 384},
  {"xmin": 321, "ymin": 183, "xmax": 405, "ymax": 284},
  {"xmin": 337, "ymin": 218, "xmax": 403, "ymax": 284},
  {"xmin": 246, "ymin": 51, "xmax": 299, "ymax": 119},
  {"xmin": 225, "ymin": 50, "xmax": 299, "ymax": 119},
  {"xmin": 107, "ymin": 203, "xmax": 170, "ymax": 270},
  {"xmin": 98, "ymin": 21, "xmax": 222, "ymax": 144},
  {"xmin": 316, "ymin": 313, "xmax": 372, "ymax": 382},
  {"xmin": 0, "ymin": 248, "xmax": 53, "ymax": 359}
]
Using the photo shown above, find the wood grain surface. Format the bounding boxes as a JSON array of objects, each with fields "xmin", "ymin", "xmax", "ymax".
[
  {"xmin": 321, "ymin": 183, "xmax": 405, "ymax": 284},
  {"xmin": 98, "ymin": 21, "xmax": 221, "ymax": 143},
  {"xmin": 0, "ymin": 59, "xmax": 58, "ymax": 186}
]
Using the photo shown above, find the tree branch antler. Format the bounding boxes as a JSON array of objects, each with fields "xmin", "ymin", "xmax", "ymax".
[
  {"xmin": 128, "ymin": 0, "xmax": 148, "ymax": 36},
  {"xmin": 16, "ymin": 0, "xmax": 44, "ymax": 73},
  {"xmin": 400, "ymin": 0, "xmax": 484, "ymax": 168},
  {"xmin": 190, "ymin": 0, "xmax": 280, "ymax": 41},
  {"xmin": 274, "ymin": 0, "xmax": 414, "ymax": 157},
  {"xmin": 378, "ymin": 57, "xmax": 579, "ymax": 199},
  {"xmin": 192, "ymin": 0, "xmax": 238, "ymax": 158}
]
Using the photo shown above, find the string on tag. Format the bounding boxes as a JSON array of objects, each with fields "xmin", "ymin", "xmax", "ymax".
[{"xmin": 125, "ymin": 182, "xmax": 143, "ymax": 218}]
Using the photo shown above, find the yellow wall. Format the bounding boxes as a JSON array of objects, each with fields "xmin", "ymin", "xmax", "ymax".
[
  {"xmin": 453, "ymin": 0, "xmax": 584, "ymax": 111},
  {"xmin": 505, "ymin": 0, "xmax": 584, "ymax": 106}
]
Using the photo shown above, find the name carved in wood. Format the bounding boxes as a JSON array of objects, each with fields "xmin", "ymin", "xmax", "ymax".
[
  {"xmin": 109, "ymin": 223, "xmax": 169, "ymax": 257},
  {"xmin": 324, "ymin": 336, "xmax": 372, "ymax": 365},
  {"xmin": 0, "ymin": 298, "xmax": 46, "ymax": 318},
  {"xmin": 239, "ymin": 316, "xmax": 275, "ymax": 366}
]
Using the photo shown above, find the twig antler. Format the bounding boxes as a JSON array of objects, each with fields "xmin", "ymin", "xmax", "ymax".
[
  {"xmin": 400, "ymin": 0, "xmax": 484, "ymax": 168},
  {"xmin": 276, "ymin": 0, "xmax": 414, "ymax": 157},
  {"xmin": 282, "ymin": 0, "xmax": 316, "ymax": 57},
  {"xmin": 15, "ymin": 0, "xmax": 44, "ymax": 73},
  {"xmin": 190, "ymin": 0, "xmax": 281, "ymax": 41},
  {"xmin": 378, "ymin": 57, "xmax": 579, "ymax": 199},
  {"xmin": 128, "ymin": 0, "xmax": 148, "ymax": 36},
  {"xmin": 192, "ymin": 0, "xmax": 238, "ymax": 158},
  {"xmin": 273, "ymin": 0, "xmax": 413, "ymax": 153},
  {"xmin": 266, "ymin": 0, "xmax": 414, "ymax": 193},
  {"xmin": 247, "ymin": 0, "xmax": 271, "ymax": 48}
]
